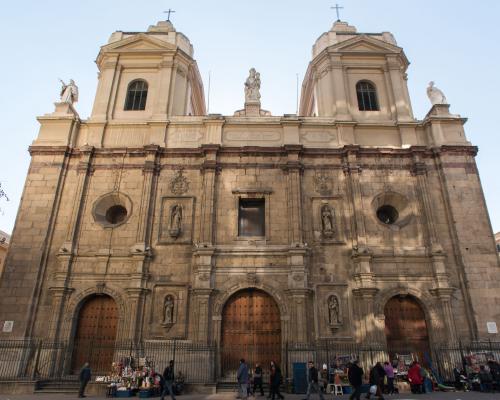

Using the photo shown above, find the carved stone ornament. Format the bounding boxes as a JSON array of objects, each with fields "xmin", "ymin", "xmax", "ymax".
[
  {"xmin": 321, "ymin": 204, "xmax": 335, "ymax": 238},
  {"xmin": 161, "ymin": 295, "xmax": 175, "ymax": 330},
  {"xmin": 327, "ymin": 294, "xmax": 341, "ymax": 328},
  {"xmin": 247, "ymin": 272, "xmax": 258, "ymax": 285},
  {"xmin": 314, "ymin": 173, "xmax": 333, "ymax": 196},
  {"xmin": 426, "ymin": 81, "xmax": 447, "ymax": 105},
  {"xmin": 169, "ymin": 204, "xmax": 182, "ymax": 238},
  {"xmin": 169, "ymin": 169, "xmax": 189, "ymax": 195}
]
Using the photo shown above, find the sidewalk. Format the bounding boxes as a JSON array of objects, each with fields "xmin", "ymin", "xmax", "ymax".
[{"xmin": 2, "ymin": 392, "xmax": 500, "ymax": 400}]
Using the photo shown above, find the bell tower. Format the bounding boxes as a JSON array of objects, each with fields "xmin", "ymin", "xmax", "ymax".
[
  {"xmin": 89, "ymin": 20, "xmax": 206, "ymax": 124},
  {"xmin": 300, "ymin": 21, "xmax": 414, "ymax": 123}
]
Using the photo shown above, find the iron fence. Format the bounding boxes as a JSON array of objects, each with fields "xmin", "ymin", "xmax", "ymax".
[{"xmin": 0, "ymin": 339, "xmax": 498, "ymax": 384}]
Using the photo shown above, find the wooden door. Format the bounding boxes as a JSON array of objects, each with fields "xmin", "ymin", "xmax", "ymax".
[
  {"xmin": 221, "ymin": 289, "xmax": 281, "ymax": 378},
  {"xmin": 72, "ymin": 295, "xmax": 118, "ymax": 373},
  {"xmin": 384, "ymin": 296, "xmax": 430, "ymax": 365}
]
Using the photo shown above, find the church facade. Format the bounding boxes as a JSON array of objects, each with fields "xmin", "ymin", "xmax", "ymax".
[{"xmin": 0, "ymin": 19, "xmax": 499, "ymax": 378}]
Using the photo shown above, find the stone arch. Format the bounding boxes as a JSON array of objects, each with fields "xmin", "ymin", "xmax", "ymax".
[
  {"xmin": 213, "ymin": 282, "xmax": 289, "ymax": 318},
  {"xmin": 62, "ymin": 284, "xmax": 129, "ymax": 342},
  {"xmin": 374, "ymin": 285, "xmax": 439, "ymax": 348}
]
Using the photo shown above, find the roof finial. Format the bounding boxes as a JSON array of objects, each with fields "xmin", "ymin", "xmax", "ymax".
[
  {"xmin": 330, "ymin": 3, "xmax": 344, "ymax": 21},
  {"xmin": 163, "ymin": 8, "xmax": 176, "ymax": 22}
]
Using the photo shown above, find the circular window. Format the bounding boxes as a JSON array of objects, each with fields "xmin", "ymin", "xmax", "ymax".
[
  {"xmin": 376, "ymin": 205, "xmax": 399, "ymax": 225},
  {"xmin": 105, "ymin": 205, "xmax": 128, "ymax": 225},
  {"xmin": 92, "ymin": 192, "xmax": 132, "ymax": 228}
]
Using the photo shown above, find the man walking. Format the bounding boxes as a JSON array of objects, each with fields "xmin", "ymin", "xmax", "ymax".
[
  {"xmin": 78, "ymin": 362, "xmax": 91, "ymax": 398},
  {"xmin": 237, "ymin": 358, "xmax": 249, "ymax": 400},
  {"xmin": 305, "ymin": 361, "xmax": 324, "ymax": 400},
  {"xmin": 254, "ymin": 362, "xmax": 265, "ymax": 396},
  {"xmin": 161, "ymin": 360, "xmax": 176, "ymax": 400},
  {"xmin": 347, "ymin": 360, "xmax": 364, "ymax": 400}
]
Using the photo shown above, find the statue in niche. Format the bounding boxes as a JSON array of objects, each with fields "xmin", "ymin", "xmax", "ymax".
[
  {"xmin": 328, "ymin": 295, "xmax": 341, "ymax": 324},
  {"xmin": 245, "ymin": 68, "xmax": 261, "ymax": 103},
  {"xmin": 59, "ymin": 79, "xmax": 79, "ymax": 104},
  {"xmin": 169, "ymin": 204, "xmax": 182, "ymax": 238},
  {"xmin": 426, "ymin": 81, "xmax": 447, "ymax": 105},
  {"xmin": 163, "ymin": 295, "xmax": 174, "ymax": 324},
  {"xmin": 321, "ymin": 205, "xmax": 335, "ymax": 238}
]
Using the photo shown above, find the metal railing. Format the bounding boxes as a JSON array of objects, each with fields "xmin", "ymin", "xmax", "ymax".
[{"xmin": 0, "ymin": 339, "xmax": 498, "ymax": 384}]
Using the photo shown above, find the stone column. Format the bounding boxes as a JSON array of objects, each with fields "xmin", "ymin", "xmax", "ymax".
[
  {"xmin": 283, "ymin": 145, "xmax": 304, "ymax": 245},
  {"xmin": 152, "ymin": 58, "xmax": 174, "ymax": 119},
  {"xmin": 386, "ymin": 55, "xmax": 412, "ymax": 122},
  {"xmin": 343, "ymin": 147, "xmax": 367, "ymax": 248},
  {"xmin": 430, "ymin": 288, "xmax": 458, "ymax": 344},
  {"xmin": 190, "ymin": 289, "xmax": 214, "ymax": 343},
  {"xmin": 352, "ymin": 288, "xmax": 380, "ymax": 343},
  {"xmin": 330, "ymin": 55, "xmax": 351, "ymax": 120},
  {"xmin": 125, "ymin": 288, "xmax": 149, "ymax": 342},
  {"xmin": 197, "ymin": 145, "xmax": 219, "ymax": 245},
  {"xmin": 288, "ymin": 289, "xmax": 311, "ymax": 344}
]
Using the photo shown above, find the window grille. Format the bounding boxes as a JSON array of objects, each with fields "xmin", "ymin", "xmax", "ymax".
[
  {"xmin": 124, "ymin": 80, "xmax": 148, "ymax": 111},
  {"xmin": 356, "ymin": 81, "xmax": 379, "ymax": 111}
]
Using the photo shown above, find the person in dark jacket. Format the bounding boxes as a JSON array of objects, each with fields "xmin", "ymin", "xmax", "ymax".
[
  {"xmin": 237, "ymin": 358, "xmax": 249, "ymax": 400},
  {"xmin": 366, "ymin": 362, "xmax": 385, "ymax": 400},
  {"xmin": 253, "ymin": 362, "xmax": 265, "ymax": 396},
  {"xmin": 479, "ymin": 365, "xmax": 493, "ymax": 392},
  {"xmin": 78, "ymin": 362, "xmax": 91, "ymax": 398},
  {"xmin": 347, "ymin": 360, "xmax": 364, "ymax": 400},
  {"xmin": 269, "ymin": 360, "xmax": 284, "ymax": 400},
  {"xmin": 161, "ymin": 360, "xmax": 176, "ymax": 400},
  {"xmin": 305, "ymin": 361, "xmax": 324, "ymax": 400}
]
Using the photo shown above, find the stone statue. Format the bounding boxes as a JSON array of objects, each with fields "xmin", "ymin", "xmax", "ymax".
[
  {"xmin": 426, "ymin": 81, "xmax": 447, "ymax": 105},
  {"xmin": 321, "ymin": 205, "xmax": 335, "ymax": 237},
  {"xmin": 245, "ymin": 68, "xmax": 261, "ymax": 103},
  {"xmin": 328, "ymin": 295, "xmax": 340, "ymax": 324},
  {"xmin": 169, "ymin": 204, "xmax": 182, "ymax": 238},
  {"xmin": 163, "ymin": 295, "xmax": 174, "ymax": 324},
  {"xmin": 59, "ymin": 79, "xmax": 79, "ymax": 104}
]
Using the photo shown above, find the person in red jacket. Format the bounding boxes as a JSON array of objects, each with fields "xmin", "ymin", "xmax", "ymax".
[{"xmin": 407, "ymin": 362, "xmax": 423, "ymax": 394}]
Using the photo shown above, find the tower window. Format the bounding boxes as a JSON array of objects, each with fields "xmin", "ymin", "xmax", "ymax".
[
  {"xmin": 124, "ymin": 80, "xmax": 148, "ymax": 111},
  {"xmin": 356, "ymin": 81, "xmax": 379, "ymax": 111},
  {"xmin": 238, "ymin": 198, "xmax": 265, "ymax": 237}
]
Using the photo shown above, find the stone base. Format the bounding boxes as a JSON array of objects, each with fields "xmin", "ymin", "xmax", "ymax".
[{"xmin": 0, "ymin": 380, "xmax": 36, "ymax": 394}]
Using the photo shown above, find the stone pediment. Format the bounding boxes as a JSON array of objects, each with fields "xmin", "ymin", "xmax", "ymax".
[
  {"xmin": 100, "ymin": 33, "xmax": 177, "ymax": 53},
  {"xmin": 331, "ymin": 35, "xmax": 402, "ymax": 55}
]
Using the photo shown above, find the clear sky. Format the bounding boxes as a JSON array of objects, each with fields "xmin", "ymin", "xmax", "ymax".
[{"xmin": 0, "ymin": 0, "xmax": 499, "ymax": 235}]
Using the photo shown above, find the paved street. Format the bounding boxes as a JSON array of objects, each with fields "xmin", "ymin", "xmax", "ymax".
[{"xmin": 1, "ymin": 392, "xmax": 500, "ymax": 400}]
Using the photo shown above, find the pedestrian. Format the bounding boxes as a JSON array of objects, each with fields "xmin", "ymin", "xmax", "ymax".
[
  {"xmin": 347, "ymin": 359, "xmax": 364, "ymax": 400},
  {"xmin": 304, "ymin": 361, "xmax": 324, "ymax": 400},
  {"xmin": 407, "ymin": 361, "xmax": 423, "ymax": 394},
  {"xmin": 320, "ymin": 364, "xmax": 328, "ymax": 393},
  {"xmin": 237, "ymin": 358, "xmax": 249, "ymax": 400},
  {"xmin": 479, "ymin": 365, "xmax": 493, "ymax": 392},
  {"xmin": 383, "ymin": 361, "xmax": 395, "ymax": 394},
  {"xmin": 269, "ymin": 360, "xmax": 284, "ymax": 400},
  {"xmin": 161, "ymin": 360, "xmax": 176, "ymax": 400},
  {"xmin": 366, "ymin": 363, "xmax": 385, "ymax": 400},
  {"xmin": 78, "ymin": 362, "xmax": 91, "ymax": 398},
  {"xmin": 254, "ymin": 362, "xmax": 265, "ymax": 396}
]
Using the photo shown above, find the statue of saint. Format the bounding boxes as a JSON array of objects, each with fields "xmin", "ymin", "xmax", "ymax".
[
  {"xmin": 245, "ymin": 68, "xmax": 261, "ymax": 102},
  {"xmin": 59, "ymin": 79, "xmax": 79, "ymax": 104},
  {"xmin": 163, "ymin": 295, "xmax": 174, "ymax": 324},
  {"xmin": 321, "ymin": 205, "xmax": 335, "ymax": 236},
  {"xmin": 426, "ymin": 81, "xmax": 447, "ymax": 105},
  {"xmin": 328, "ymin": 295, "xmax": 340, "ymax": 324},
  {"xmin": 169, "ymin": 205, "xmax": 182, "ymax": 237}
]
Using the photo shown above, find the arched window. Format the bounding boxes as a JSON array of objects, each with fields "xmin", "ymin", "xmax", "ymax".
[
  {"xmin": 356, "ymin": 81, "xmax": 379, "ymax": 111},
  {"xmin": 124, "ymin": 80, "xmax": 148, "ymax": 111}
]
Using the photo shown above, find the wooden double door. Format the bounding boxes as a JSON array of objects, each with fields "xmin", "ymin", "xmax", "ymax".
[
  {"xmin": 221, "ymin": 289, "xmax": 281, "ymax": 377},
  {"xmin": 384, "ymin": 295, "xmax": 431, "ymax": 365},
  {"xmin": 71, "ymin": 295, "xmax": 118, "ymax": 373}
]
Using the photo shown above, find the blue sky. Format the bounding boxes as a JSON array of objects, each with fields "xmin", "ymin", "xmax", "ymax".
[{"xmin": 0, "ymin": 0, "xmax": 499, "ymax": 235}]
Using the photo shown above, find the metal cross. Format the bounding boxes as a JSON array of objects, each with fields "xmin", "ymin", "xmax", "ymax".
[
  {"xmin": 163, "ymin": 8, "xmax": 176, "ymax": 21},
  {"xmin": 330, "ymin": 3, "xmax": 344, "ymax": 21}
]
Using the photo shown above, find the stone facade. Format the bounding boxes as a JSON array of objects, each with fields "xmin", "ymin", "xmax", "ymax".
[{"xmin": 0, "ymin": 20, "xmax": 499, "ymax": 354}]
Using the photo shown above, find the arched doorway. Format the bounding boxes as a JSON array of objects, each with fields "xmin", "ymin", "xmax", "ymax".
[
  {"xmin": 221, "ymin": 289, "xmax": 281, "ymax": 378},
  {"xmin": 71, "ymin": 295, "xmax": 118, "ymax": 373},
  {"xmin": 384, "ymin": 295, "xmax": 431, "ymax": 365}
]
